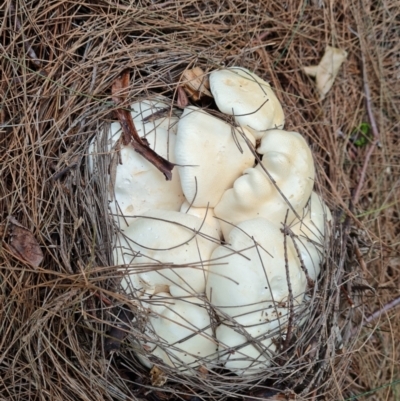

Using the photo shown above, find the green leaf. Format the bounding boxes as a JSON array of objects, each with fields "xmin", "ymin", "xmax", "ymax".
[{"xmin": 351, "ymin": 122, "xmax": 372, "ymax": 147}]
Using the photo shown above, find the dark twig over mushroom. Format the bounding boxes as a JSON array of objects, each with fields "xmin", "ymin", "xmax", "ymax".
[{"xmin": 112, "ymin": 71, "xmax": 175, "ymax": 181}]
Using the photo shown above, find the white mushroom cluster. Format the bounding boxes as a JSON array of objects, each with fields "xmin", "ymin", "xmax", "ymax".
[{"xmin": 89, "ymin": 67, "xmax": 332, "ymax": 376}]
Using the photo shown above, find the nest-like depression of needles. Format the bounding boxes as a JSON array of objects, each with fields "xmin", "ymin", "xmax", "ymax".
[{"xmin": 1, "ymin": 1, "xmax": 399, "ymax": 401}]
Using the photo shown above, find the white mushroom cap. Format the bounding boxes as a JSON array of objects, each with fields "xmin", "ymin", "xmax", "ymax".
[
  {"xmin": 206, "ymin": 218, "xmax": 307, "ymax": 322},
  {"xmin": 290, "ymin": 192, "xmax": 332, "ymax": 281},
  {"xmin": 175, "ymin": 106, "xmax": 255, "ymax": 208},
  {"xmin": 256, "ymin": 129, "xmax": 315, "ymax": 214},
  {"xmin": 214, "ymin": 129, "xmax": 315, "ymax": 239},
  {"xmin": 138, "ymin": 293, "xmax": 217, "ymax": 373},
  {"xmin": 180, "ymin": 200, "xmax": 222, "ymax": 238},
  {"xmin": 206, "ymin": 218, "xmax": 308, "ymax": 375},
  {"xmin": 114, "ymin": 209, "xmax": 220, "ymax": 297},
  {"xmin": 216, "ymin": 314, "xmax": 278, "ymax": 375},
  {"xmin": 88, "ymin": 100, "xmax": 184, "ymax": 229},
  {"xmin": 214, "ymin": 167, "xmax": 272, "ymax": 240},
  {"xmin": 209, "ymin": 67, "xmax": 285, "ymax": 139},
  {"xmin": 217, "ymin": 295, "xmax": 305, "ymax": 376},
  {"xmin": 130, "ymin": 99, "xmax": 180, "ymax": 130}
]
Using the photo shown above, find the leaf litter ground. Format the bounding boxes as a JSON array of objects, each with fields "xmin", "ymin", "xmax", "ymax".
[{"xmin": 1, "ymin": 1, "xmax": 399, "ymax": 400}]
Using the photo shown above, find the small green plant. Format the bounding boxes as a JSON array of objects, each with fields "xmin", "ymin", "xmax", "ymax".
[{"xmin": 350, "ymin": 122, "xmax": 372, "ymax": 147}]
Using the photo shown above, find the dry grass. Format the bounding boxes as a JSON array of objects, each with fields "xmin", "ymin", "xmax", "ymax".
[{"xmin": 1, "ymin": 0, "xmax": 399, "ymax": 400}]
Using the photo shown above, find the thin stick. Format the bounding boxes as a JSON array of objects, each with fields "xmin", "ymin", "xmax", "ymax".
[
  {"xmin": 351, "ymin": 296, "xmax": 400, "ymax": 337},
  {"xmin": 360, "ymin": 52, "xmax": 380, "ymax": 142},
  {"xmin": 92, "ymin": 291, "xmax": 113, "ymax": 306},
  {"xmin": 353, "ymin": 238, "xmax": 368, "ymax": 274},
  {"xmin": 352, "ymin": 35, "xmax": 380, "ymax": 205},
  {"xmin": 112, "ymin": 72, "xmax": 175, "ymax": 180},
  {"xmin": 285, "ymin": 227, "xmax": 314, "ymax": 288},
  {"xmin": 282, "ymin": 211, "xmax": 294, "ymax": 350},
  {"xmin": 51, "ymin": 161, "xmax": 79, "ymax": 181},
  {"xmin": 352, "ymin": 140, "xmax": 379, "ymax": 205},
  {"xmin": 9, "ymin": 2, "xmax": 42, "ymax": 68}
]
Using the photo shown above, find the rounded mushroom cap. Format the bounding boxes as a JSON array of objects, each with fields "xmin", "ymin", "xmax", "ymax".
[
  {"xmin": 290, "ymin": 192, "xmax": 332, "ymax": 281},
  {"xmin": 214, "ymin": 167, "xmax": 272, "ymax": 240},
  {"xmin": 175, "ymin": 106, "xmax": 255, "ymax": 208},
  {"xmin": 180, "ymin": 200, "xmax": 222, "ymax": 238},
  {"xmin": 88, "ymin": 100, "xmax": 184, "ymax": 230},
  {"xmin": 209, "ymin": 67, "xmax": 285, "ymax": 139},
  {"xmin": 216, "ymin": 314, "xmax": 278, "ymax": 375},
  {"xmin": 214, "ymin": 129, "xmax": 315, "ymax": 239},
  {"xmin": 138, "ymin": 293, "xmax": 217, "ymax": 373},
  {"xmin": 115, "ymin": 209, "xmax": 220, "ymax": 297},
  {"xmin": 130, "ymin": 99, "xmax": 181, "ymax": 131},
  {"xmin": 206, "ymin": 218, "xmax": 307, "ymax": 321},
  {"xmin": 256, "ymin": 129, "xmax": 315, "ymax": 212},
  {"xmin": 208, "ymin": 218, "xmax": 309, "ymax": 375}
]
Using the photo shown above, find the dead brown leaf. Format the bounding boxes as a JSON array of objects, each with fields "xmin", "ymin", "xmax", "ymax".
[
  {"xmin": 150, "ymin": 365, "xmax": 168, "ymax": 387},
  {"xmin": 181, "ymin": 67, "xmax": 212, "ymax": 101},
  {"xmin": 177, "ymin": 86, "xmax": 190, "ymax": 108},
  {"xmin": 2, "ymin": 216, "xmax": 43, "ymax": 268}
]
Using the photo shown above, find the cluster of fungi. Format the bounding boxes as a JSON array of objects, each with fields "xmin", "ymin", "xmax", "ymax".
[{"xmin": 89, "ymin": 67, "xmax": 331, "ymax": 377}]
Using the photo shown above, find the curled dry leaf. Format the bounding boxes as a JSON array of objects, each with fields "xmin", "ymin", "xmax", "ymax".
[
  {"xmin": 177, "ymin": 86, "xmax": 190, "ymax": 109},
  {"xmin": 303, "ymin": 46, "xmax": 348, "ymax": 100},
  {"xmin": 150, "ymin": 365, "xmax": 168, "ymax": 387},
  {"xmin": 181, "ymin": 67, "xmax": 212, "ymax": 101},
  {"xmin": 1, "ymin": 216, "xmax": 43, "ymax": 268}
]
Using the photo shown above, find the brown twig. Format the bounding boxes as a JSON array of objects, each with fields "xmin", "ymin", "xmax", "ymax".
[
  {"xmin": 351, "ymin": 296, "xmax": 400, "ymax": 337},
  {"xmin": 353, "ymin": 238, "xmax": 368, "ymax": 274},
  {"xmin": 93, "ymin": 291, "xmax": 113, "ymax": 306},
  {"xmin": 9, "ymin": 2, "xmax": 42, "ymax": 68},
  {"xmin": 340, "ymin": 286, "xmax": 355, "ymax": 308},
  {"xmin": 284, "ymin": 227, "xmax": 314, "ymax": 289},
  {"xmin": 352, "ymin": 35, "xmax": 380, "ymax": 205},
  {"xmin": 51, "ymin": 161, "xmax": 80, "ymax": 181},
  {"xmin": 112, "ymin": 72, "xmax": 175, "ymax": 181},
  {"xmin": 142, "ymin": 107, "xmax": 172, "ymax": 123},
  {"xmin": 352, "ymin": 140, "xmax": 379, "ymax": 205},
  {"xmin": 282, "ymin": 211, "xmax": 294, "ymax": 350}
]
